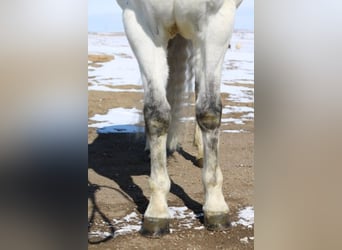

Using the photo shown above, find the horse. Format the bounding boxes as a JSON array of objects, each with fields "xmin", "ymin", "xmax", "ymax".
[{"xmin": 116, "ymin": 0, "xmax": 243, "ymax": 237}]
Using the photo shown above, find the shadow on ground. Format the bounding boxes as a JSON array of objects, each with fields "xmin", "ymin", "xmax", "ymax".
[{"xmin": 88, "ymin": 126, "xmax": 203, "ymax": 243}]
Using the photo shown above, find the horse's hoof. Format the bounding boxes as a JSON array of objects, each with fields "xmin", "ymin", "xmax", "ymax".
[
  {"xmin": 204, "ymin": 212, "xmax": 230, "ymax": 231},
  {"xmin": 140, "ymin": 217, "xmax": 170, "ymax": 238},
  {"xmin": 197, "ymin": 158, "xmax": 204, "ymax": 168}
]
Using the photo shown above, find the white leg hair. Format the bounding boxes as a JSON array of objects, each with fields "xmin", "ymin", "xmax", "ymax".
[{"xmin": 145, "ymin": 134, "xmax": 170, "ymax": 218}]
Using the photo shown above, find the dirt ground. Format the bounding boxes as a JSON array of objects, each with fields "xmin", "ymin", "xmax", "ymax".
[{"xmin": 88, "ymin": 83, "xmax": 254, "ymax": 249}]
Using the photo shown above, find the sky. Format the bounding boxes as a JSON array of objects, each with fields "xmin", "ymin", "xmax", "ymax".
[{"xmin": 88, "ymin": 0, "xmax": 254, "ymax": 32}]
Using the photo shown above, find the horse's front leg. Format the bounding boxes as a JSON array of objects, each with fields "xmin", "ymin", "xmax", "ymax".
[
  {"xmin": 195, "ymin": 1, "xmax": 236, "ymax": 231},
  {"xmin": 122, "ymin": 7, "xmax": 171, "ymax": 237},
  {"xmin": 142, "ymin": 98, "xmax": 171, "ymax": 237},
  {"xmin": 196, "ymin": 90, "xmax": 229, "ymax": 230}
]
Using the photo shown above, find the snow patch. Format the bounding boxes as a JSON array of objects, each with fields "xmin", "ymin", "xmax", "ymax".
[
  {"xmin": 240, "ymin": 236, "xmax": 249, "ymax": 244},
  {"xmin": 88, "ymin": 85, "xmax": 143, "ymax": 92},
  {"xmin": 112, "ymin": 212, "xmax": 142, "ymax": 237},
  {"xmin": 222, "ymin": 106, "xmax": 254, "ymax": 114},
  {"xmin": 222, "ymin": 129, "xmax": 246, "ymax": 133},
  {"xmin": 88, "ymin": 33, "xmax": 141, "ymax": 87},
  {"xmin": 88, "ymin": 230, "xmax": 112, "ymax": 238},
  {"xmin": 221, "ymin": 84, "xmax": 254, "ymax": 103},
  {"xmin": 231, "ymin": 206, "xmax": 254, "ymax": 228},
  {"xmin": 221, "ymin": 118, "xmax": 245, "ymax": 125},
  {"xmin": 168, "ymin": 206, "xmax": 204, "ymax": 231},
  {"xmin": 89, "ymin": 107, "xmax": 142, "ymax": 128}
]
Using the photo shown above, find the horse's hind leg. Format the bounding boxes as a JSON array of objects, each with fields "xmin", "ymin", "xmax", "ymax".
[
  {"xmin": 194, "ymin": 2, "xmax": 236, "ymax": 230},
  {"xmin": 122, "ymin": 8, "xmax": 171, "ymax": 237}
]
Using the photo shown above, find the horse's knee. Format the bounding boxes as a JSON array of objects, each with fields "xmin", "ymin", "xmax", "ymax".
[
  {"xmin": 144, "ymin": 102, "xmax": 171, "ymax": 136},
  {"xmin": 196, "ymin": 99, "xmax": 222, "ymax": 131}
]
